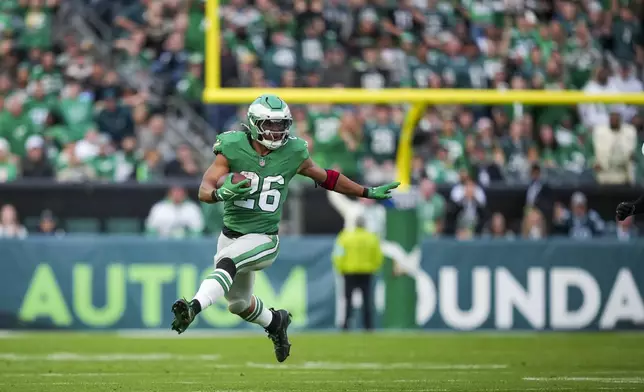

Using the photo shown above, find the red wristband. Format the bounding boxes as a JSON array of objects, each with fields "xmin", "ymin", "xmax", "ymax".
[{"xmin": 319, "ymin": 169, "xmax": 340, "ymax": 190}]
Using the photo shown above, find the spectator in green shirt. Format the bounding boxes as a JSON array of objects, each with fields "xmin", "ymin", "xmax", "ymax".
[
  {"xmin": 0, "ymin": 137, "xmax": 17, "ymax": 182},
  {"xmin": 20, "ymin": 0, "xmax": 53, "ymax": 50},
  {"xmin": 175, "ymin": 54, "xmax": 204, "ymax": 115},
  {"xmin": 417, "ymin": 178, "xmax": 446, "ymax": 237},
  {"xmin": 0, "ymin": 95, "xmax": 35, "ymax": 157},
  {"xmin": 58, "ymin": 81, "xmax": 95, "ymax": 141}
]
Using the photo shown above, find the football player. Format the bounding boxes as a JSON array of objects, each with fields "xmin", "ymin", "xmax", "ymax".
[{"xmin": 171, "ymin": 94, "xmax": 399, "ymax": 362}]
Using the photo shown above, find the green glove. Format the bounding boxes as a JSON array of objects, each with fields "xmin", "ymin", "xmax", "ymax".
[
  {"xmin": 365, "ymin": 181, "xmax": 400, "ymax": 200},
  {"xmin": 215, "ymin": 174, "xmax": 251, "ymax": 202}
]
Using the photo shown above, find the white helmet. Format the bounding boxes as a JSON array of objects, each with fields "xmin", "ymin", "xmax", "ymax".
[{"xmin": 247, "ymin": 94, "xmax": 293, "ymax": 150}]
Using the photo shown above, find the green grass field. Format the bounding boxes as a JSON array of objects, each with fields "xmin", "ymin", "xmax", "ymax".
[{"xmin": 1, "ymin": 331, "xmax": 643, "ymax": 391}]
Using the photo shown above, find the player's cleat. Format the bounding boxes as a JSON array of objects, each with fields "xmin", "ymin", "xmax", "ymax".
[
  {"xmin": 171, "ymin": 298, "xmax": 196, "ymax": 334},
  {"xmin": 265, "ymin": 308, "xmax": 292, "ymax": 362}
]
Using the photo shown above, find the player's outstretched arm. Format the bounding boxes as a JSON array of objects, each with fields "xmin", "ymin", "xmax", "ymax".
[
  {"xmin": 198, "ymin": 154, "xmax": 230, "ymax": 203},
  {"xmin": 616, "ymin": 194, "xmax": 644, "ymax": 221},
  {"xmin": 298, "ymin": 157, "xmax": 399, "ymax": 199}
]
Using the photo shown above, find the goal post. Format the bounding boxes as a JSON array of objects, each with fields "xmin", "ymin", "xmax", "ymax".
[{"xmin": 203, "ymin": 0, "xmax": 644, "ymax": 189}]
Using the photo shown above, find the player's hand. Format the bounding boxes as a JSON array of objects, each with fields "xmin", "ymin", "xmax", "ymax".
[
  {"xmin": 366, "ymin": 181, "xmax": 400, "ymax": 200},
  {"xmin": 616, "ymin": 202, "xmax": 636, "ymax": 221},
  {"xmin": 216, "ymin": 174, "xmax": 251, "ymax": 201}
]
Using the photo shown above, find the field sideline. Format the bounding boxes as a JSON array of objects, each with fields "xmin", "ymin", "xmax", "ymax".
[{"xmin": 1, "ymin": 331, "xmax": 643, "ymax": 391}]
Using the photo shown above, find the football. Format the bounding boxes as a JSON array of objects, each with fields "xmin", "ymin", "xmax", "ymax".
[{"xmin": 217, "ymin": 172, "xmax": 249, "ymax": 188}]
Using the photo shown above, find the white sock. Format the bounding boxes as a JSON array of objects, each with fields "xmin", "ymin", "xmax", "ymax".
[
  {"xmin": 193, "ymin": 269, "xmax": 233, "ymax": 310},
  {"xmin": 242, "ymin": 295, "xmax": 274, "ymax": 328}
]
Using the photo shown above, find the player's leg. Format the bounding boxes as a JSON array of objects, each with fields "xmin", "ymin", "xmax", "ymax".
[
  {"xmin": 226, "ymin": 271, "xmax": 275, "ymax": 329},
  {"xmin": 194, "ymin": 233, "xmax": 278, "ymax": 312},
  {"xmin": 226, "ymin": 235, "xmax": 291, "ymax": 362},
  {"xmin": 171, "ymin": 233, "xmax": 236, "ymax": 334},
  {"xmin": 175, "ymin": 233, "xmax": 278, "ymax": 329},
  {"xmin": 193, "ymin": 233, "xmax": 278, "ymax": 311}
]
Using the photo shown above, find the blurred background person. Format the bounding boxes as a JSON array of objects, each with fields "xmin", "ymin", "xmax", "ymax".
[
  {"xmin": 592, "ymin": 107, "xmax": 637, "ymax": 185},
  {"xmin": 417, "ymin": 178, "xmax": 445, "ymax": 238},
  {"xmin": 553, "ymin": 192, "xmax": 605, "ymax": 239},
  {"xmin": 521, "ymin": 208, "xmax": 547, "ymax": 240},
  {"xmin": 145, "ymin": 185, "xmax": 204, "ymax": 238},
  {"xmin": 327, "ymin": 191, "xmax": 386, "ymax": 237},
  {"xmin": 332, "ymin": 215, "xmax": 383, "ymax": 331},
  {"xmin": 482, "ymin": 212, "xmax": 515, "ymax": 240},
  {"xmin": 446, "ymin": 177, "xmax": 487, "ymax": 236},
  {"xmin": 0, "ymin": 204, "xmax": 27, "ymax": 239},
  {"xmin": 0, "ymin": 137, "xmax": 17, "ymax": 183},
  {"xmin": 21, "ymin": 135, "xmax": 54, "ymax": 178},
  {"xmin": 524, "ymin": 163, "xmax": 552, "ymax": 229},
  {"xmin": 36, "ymin": 209, "xmax": 64, "ymax": 236},
  {"xmin": 614, "ymin": 216, "xmax": 639, "ymax": 241}
]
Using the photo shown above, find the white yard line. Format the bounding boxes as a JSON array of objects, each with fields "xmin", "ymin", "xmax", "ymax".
[
  {"xmin": 0, "ymin": 353, "xmax": 221, "ymax": 362},
  {"xmin": 524, "ymin": 377, "xmax": 644, "ymax": 384},
  {"xmin": 245, "ymin": 362, "xmax": 508, "ymax": 370}
]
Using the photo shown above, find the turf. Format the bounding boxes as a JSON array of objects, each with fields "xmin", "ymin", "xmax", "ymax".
[{"xmin": 1, "ymin": 331, "xmax": 644, "ymax": 391}]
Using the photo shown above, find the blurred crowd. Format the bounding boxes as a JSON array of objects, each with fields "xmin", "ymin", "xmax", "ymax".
[
  {"xmin": 211, "ymin": 0, "xmax": 644, "ymax": 187},
  {"xmin": 415, "ymin": 163, "xmax": 639, "ymax": 241},
  {"xmin": 0, "ymin": 0, "xmax": 202, "ymax": 183},
  {"xmin": 1, "ymin": 0, "xmax": 642, "ymax": 186},
  {"xmin": 0, "ymin": 0, "xmax": 643, "ymax": 238}
]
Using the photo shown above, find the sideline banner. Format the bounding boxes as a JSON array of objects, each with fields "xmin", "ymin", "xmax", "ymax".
[
  {"xmin": 0, "ymin": 236, "xmax": 335, "ymax": 330},
  {"xmin": 1, "ymin": 237, "xmax": 643, "ymax": 330}
]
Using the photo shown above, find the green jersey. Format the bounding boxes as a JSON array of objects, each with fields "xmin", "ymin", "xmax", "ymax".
[
  {"xmin": 0, "ymin": 160, "xmax": 17, "ymax": 182},
  {"xmin": 58, "ymin": 96, "xmax": 95, "ymax": 140},
  {"xmin": 425, "ymin": 158, "xmax": 460, "ymax": 185},
  {"xmin": 307, "ymin": 109, "xmax": 344, "ymax": 167},
  {"xmin": 214, "ymin": 131, "xmax": 309, "ymax": 234},
  {"xmin": 0, "ymin": 111, "xmax": 35, "ymax": 157},
  {"xmin": 417, "ymin": 194, "xmax": 446, "ymax": 237},
  {"xmin": 25, "ymin": 96, "xmax": 54, "ymax": 131},
  {"xmin": 563, "ymin": 38, "xmax": 603, "ymax": 89},
  {"xmin": 91, "ymin": 154, "xmax": 117, "ymax": 181},
  {"xmin": 404, "ymin": 50, "xmax": 444, "ymax": 88},
  {"xmin": 363, "ymin": 120, "xmax": 399, "ymax": 163},
  {"xmin": 20, "ymin": 7, "xmax": 52, "ymax": 49}
]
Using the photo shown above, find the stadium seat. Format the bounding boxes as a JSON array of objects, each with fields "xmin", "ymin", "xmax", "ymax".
[
  {"xmin": 65, "ymin": 218, "xmax": 101, "ymax": 233},
  {"xmin": 106, "ymin": 218, "xmax": 141, "ymax": 234}
]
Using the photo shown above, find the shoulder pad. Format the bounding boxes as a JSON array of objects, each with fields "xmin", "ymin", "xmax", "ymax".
[
  {"xmin": 287, "ymin": 136, "xmax": 310, "ymax": 163},
  {"xmin": 213, "ymin": 131, "xmax": 246, "ymax": 155}
]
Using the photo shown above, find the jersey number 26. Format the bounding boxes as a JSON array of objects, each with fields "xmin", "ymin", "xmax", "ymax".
[{"xmin": 233, "ymin": 171, "xmax": 284, "ymax": 213}]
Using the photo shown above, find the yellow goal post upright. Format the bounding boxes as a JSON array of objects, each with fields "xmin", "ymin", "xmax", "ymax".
[{"xmin": 204, "ymin": 0, "xmax": 644, "ymax": 190}]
